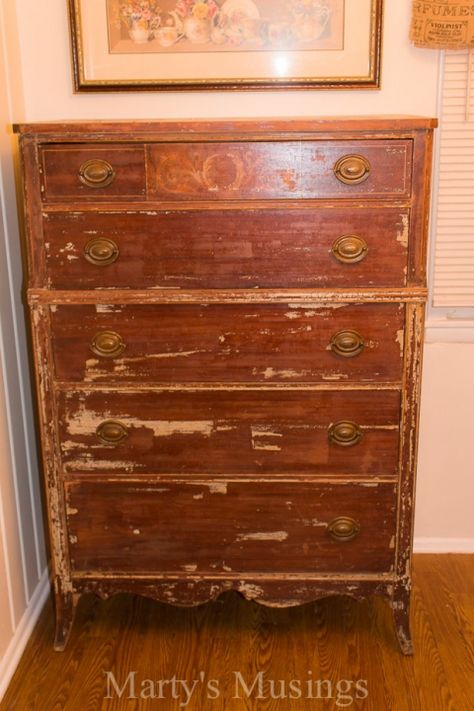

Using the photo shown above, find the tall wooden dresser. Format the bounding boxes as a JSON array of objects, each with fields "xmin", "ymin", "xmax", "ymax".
[{"xmin": 15, "ymin": 118, "xmax": 436, "ymax": 653}]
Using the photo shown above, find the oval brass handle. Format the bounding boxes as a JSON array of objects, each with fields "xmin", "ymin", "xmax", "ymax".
[
  {"xmin": 84, "ymin": 238, "xmax": 119, "ymax": 266},
  {"xmin": 328, "ymin": 420, "xmax": 363, "ymax": 447},
  {"xmin": 330, "ymin": 330, "xmax": 365, "ymax": 358},
  {"xmin": 327, "ymin": 517, "xmax": 360, "ymax": 542},
  {"xmin": 79, "ymin": 159, "xmax": 115, "ymax": 188},
  {"xmin": 334, "ymin": 155, "xmax": 371, "ymax": 185},
  {"xmin": 332, "ymin": 235, "xmax": 368, "ymax": 264},
  {"xmin": 90, "ymin": 331, "xmax": 125, "ymax": 358},
  {"xmin": 96, "ymin": 420, "xmax": 128, "ymax": 446}
]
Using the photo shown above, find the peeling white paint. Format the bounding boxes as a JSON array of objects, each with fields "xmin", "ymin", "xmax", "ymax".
[
  {"xmin": 65, "ymin": 403, "xmax": 214, "ymax": 440},
  {"xmin": 262, "ymin": 367, "xmax": 310, "ymax": 380},
  {"xmin": 321, "ymin": 373, "xmax": 349, "ymax": 381},
  {"xmin": 59, "ymin": 242, "xmax": 75, "ymax": 253},
  {"xmin": 65, "ymin": 459, "xmax": 138, "ymax": 472},
  {"xmin": 301, "ymin": 518, "xmax": 327, "ymax": 528},
  {"xmin": 193, "ymin": 493, "xmax": 204, "ymax": 500},
  {"xmin": 396, "ymin": 214, "xmax": 409, "ymax": 248},
  {"xmin": 238, "ymin": 582, "xmax": 264, "ymax": 598},
  {"xmin": 396, "ymin": 329, "xmax": 405, "ymax": 357},
  {"xmin": 236, "ymin": 531, "xmax": 288, "ymax": 542},
  {"xmin": 95, "ymin": 304, "xmax": 122, "ymax": 313},
  {"xmin": 251, "ymin": 424, "xmax": 283, "ymax": 451},
  {"xmin": 208, "ymin": 482, "xmax": 227, "ymax": 495},
  {"xmin": 182, "ymin": 564, "xmax": 198, "ymax": 572}
]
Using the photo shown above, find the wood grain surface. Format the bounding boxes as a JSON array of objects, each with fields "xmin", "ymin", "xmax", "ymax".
[
  {"xmin": 57, "ymin": 388, "xmax": 401, "ymax": 476},
  {"xmin": 50, "ymin": 302, "xmax": 405, "ymax": 384},
  {"xmin": 1, "ymin": 555, "xmax": 472, "ymax": 711},
  {"xmin": 65, "ymin": 480, "xmax": 397, "ymax": 575},
  {"xmin": 41, "ymin": 207, "xmax": 409, "ymax": 290}
]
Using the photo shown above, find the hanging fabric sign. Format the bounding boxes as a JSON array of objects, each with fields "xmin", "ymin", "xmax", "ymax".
[{"xmin": 410, "ymin": 1, "xmax": 474, "ymax": 48}]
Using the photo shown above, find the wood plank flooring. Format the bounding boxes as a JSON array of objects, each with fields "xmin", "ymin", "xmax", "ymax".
[{"xmin": 1, "ymin": 555, "xmax": 473, "ymax": 710}]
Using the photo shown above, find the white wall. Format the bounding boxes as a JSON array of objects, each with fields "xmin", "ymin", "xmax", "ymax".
[
  {"xmin": 0, "ymin": 0, "xmax": 472, "ymax": 698},
  {"xmin": 16, "ymin": 0, "xmax": 439, "ymax": 119}
]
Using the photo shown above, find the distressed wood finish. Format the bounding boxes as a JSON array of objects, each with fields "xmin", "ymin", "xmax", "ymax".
[
  {"xmin": 15, "ymin": 118, "xmax": 436, "ymax": 654},
  {"xmin": 65, "ymin": 480, "xmax": 398, "ymax": 575},
  {"xmin": 40, "ymin": 145, "xmax": 147, "ymax": 200},
  {"xmin": 49, "ymin": 302, "xmax": 405, "ymax": 384},
  {"xmin": 42, "ymin": 207, "xmax": 410, "ymax": 290},
  {"xmin": 146, "ymin": 141, "xmax": 413, "ymax": 200},
  {"xmin": 57, "ymin": 388, "xmax": 401, "ymax": 476}
]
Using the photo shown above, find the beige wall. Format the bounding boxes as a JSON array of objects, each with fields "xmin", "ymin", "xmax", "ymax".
[
  {"xmin": 415, "ymin": 343, "xmax": 474, "ymax": 548},
  {"xmin": 0, "ymin": 0, "xmax": 472, "ymax": 698}
]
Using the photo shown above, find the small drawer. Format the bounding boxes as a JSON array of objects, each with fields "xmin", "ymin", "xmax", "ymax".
[
  {"xmin": 50, "ymin": 303, "xmax": 406, "ymax": 384},
  {"xmin": 147, "ymin": 140, "xmax": 413, "ymax": 200},
  {"xmin": 42, "ymin": 207, "xmax": 409, "ymax": 289},
  {"xmin": 65, "ymin": 479, "xmax": 397, "ymax": 574},
  {"xmin": 39, "ymin": 144, "xmax": 146, "ymax": 200},
  {"xmin": 58, "ymin": 388, "xmax": 401, "ymax": 476}
]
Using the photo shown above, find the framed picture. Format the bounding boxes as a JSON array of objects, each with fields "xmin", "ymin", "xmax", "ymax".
[{"xmin": 68, "ymin": 0, "xmax": 383, "ymax": 91}]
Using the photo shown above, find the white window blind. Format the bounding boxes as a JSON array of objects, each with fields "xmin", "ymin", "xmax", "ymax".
[{"xmin": 433, "ymin": 49, "xmax": 474, "ymax": 308}]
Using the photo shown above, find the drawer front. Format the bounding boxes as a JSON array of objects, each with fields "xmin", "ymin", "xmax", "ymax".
[
  {"xmin": 58, "ymin": 389, "xmax": 401, "ymax": 476},
  {"xmin": 147, "ymin": 141, "xmax": 413, "ymax": 200},
  {"xmin": 40, "ymin": 145, "xmax": 147, "ymax": 200},
  {"xmin": 42, "ymin": 208, "xmax": 409, "ymax": 289},
  {"xmin": 50, "ymin": 303, "xmax": 405, "ymax": 384},
  {"xmin": 65, "ymin": 479, "xmax": 397, "ymax": 574}
]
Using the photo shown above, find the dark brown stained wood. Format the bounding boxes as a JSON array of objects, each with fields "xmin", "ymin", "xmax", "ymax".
[
  {"xmin": 57, "ymin": 388, "xmax": 401, "ymax": 476},
  {"xmin": 41, "ymin": 207, "xmax": 409, "ymax": 290},
  {"xmin": 147, "ymin": 141, "xmax": 413, "ymax": 201},
  {"xmin": 14, "ymin": 118, "xmax": 436, "ymax": 653},
  {"xmin": 65, "ymin": 479, "xmax": 398, "ymax": 575},
  {"xmin": 2, "ymin": 555, "xmax": 472, "ymax": 711},
  {"xmin": 40, "ymin": 145, "xmax": 147, "ymax": 200},
  {"xmin": 49, "ymin": 302, "xmax": 405, "ymax": 384}
]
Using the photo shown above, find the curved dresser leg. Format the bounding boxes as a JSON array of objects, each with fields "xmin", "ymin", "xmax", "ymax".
[
  {"xmin": 391, "ymin": 585, "xmax": 414, "ymax": 655},
  {"xmin": 53, "ymin": 580, "xmax": 77, "ymax": 651}
]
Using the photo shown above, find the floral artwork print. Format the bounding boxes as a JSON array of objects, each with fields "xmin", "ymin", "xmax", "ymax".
[{"xmin": 108, "ymin": 0, "xmax": 343, "ymax": 52}]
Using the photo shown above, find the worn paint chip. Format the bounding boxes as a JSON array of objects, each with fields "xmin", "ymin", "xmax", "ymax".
[{"xmin": 236, "ymin": 531, "xmax": 288, "ymax": 542}]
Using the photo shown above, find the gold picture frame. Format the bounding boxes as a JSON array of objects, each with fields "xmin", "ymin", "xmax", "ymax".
[{"xmin": 68, "ymin": 0, "xmax": 383, "ymax": 91}]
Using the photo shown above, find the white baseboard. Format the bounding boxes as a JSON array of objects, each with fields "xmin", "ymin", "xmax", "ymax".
[
  {"xmin": 414, "ymin": 537, "xmax": 474, "ymax": 553},
  {"xmin": 0, "ymin": 567, "xmax": 49, "ymax": 701}
]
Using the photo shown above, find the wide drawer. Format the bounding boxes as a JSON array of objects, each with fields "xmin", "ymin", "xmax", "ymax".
[
  {"xmin": 147, "ymin": 140, "xmax": 413, "ymax": 200},
  {"xmin": 50, "ymin": 303, "xmax": 405, "ymax": 384},
  {"xmin": 39, "ymin": 140, "xmax": 412, "ymax": 201},
  {"xmin": 65, "ymin": 479, "xmax": 398, "ymax": 574},
  {"xmin": 39, "ymin": 144, "xmax": 147, "ymax": 200},
  {"xmin": 42, "ymin": 207, "xmax": 409, "ymax": 289},
  {"xmin": 58, "ymin": 388, "xmax": 400, "ymax": 476}
]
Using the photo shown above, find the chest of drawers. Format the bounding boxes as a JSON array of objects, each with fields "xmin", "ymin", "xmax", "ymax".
[{"xmin": 15, "ymin": 118, "xmax": 436, "ymax": 653}]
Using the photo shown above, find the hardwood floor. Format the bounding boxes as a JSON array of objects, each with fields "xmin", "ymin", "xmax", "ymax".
[{"xmin": 1, "ymin": 555, "xmax": 473, "ymax": 711}]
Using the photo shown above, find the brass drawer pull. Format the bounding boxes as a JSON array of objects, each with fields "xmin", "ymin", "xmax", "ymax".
[
  {"xmin": 90, "ymin": 331, "xmax": 125, "ymax": 358},
  {"xmin": 327, "ymin": 517, "xmax": 360, "ymax": 542},
  {"xmin": 96, "ymin": 420, "xmax": 128, "ymax": 446},
  {"xmin": 330, "ymin": 329, "xmax": 365, "ymax": 358},
  {"xmin": 84, "ymin": 238, "xmax": 119, "ymax": 266},
  {"xmin": 332, "ymin": 234, "xmax": 368, "ymax": 264},
  {"xmin": 334, "ymin": 155, "xmax": 371, "ymax": 185},
  {"xmin": 79, "ymin": 159, "xmax": 115, "ymax": 188},
  {"xmin": 328, "ymin": 420, "xmax": 363, "ymax": 447}
]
